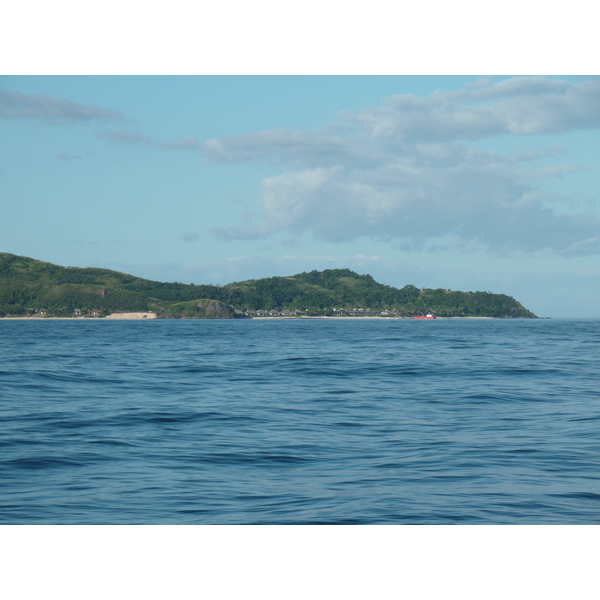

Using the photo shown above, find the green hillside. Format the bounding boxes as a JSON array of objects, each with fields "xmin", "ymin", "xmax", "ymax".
[
  {"xmin": 0, "ymin": 253, "xmax": 160, "ymax": 316},
  {"xmin": 0, "ymin": 253, "xmax": 537, "ymax": 318}
]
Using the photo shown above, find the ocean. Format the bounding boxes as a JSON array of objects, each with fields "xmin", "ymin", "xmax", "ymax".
[{"xmin": 1, "ymin": 317, "xmax": 599, "ymax": 524}]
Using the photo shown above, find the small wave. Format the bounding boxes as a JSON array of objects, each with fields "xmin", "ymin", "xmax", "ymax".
[
  {"xmin": 550, "ymin": 492, "xmax": 600, "ymax": 501},
  {"xmin": 569, "ymin": 415, "xmax": 600, "ymax": 422},
  {"xmin": 202, "ymin": 451, "xmax": 312, "ymax": 466},
  {"xmin": 87, "ymin": 439, "xmax": 137, "ymax": 448},
  {"xmin": 460, "ymin": 393, "xmax": 512, "ymax": 403},
  {"xmin": 334, "ymin": 421, "xmax": 366, "ymax": 428},
  {"xmin": 4, "ymin": 456, "xmax": 89, "ymax": 469},
  {"xmin": 34, "ymin": 371, "xmax": 114, "ymax": 384},
  {"xmin": 179, "ymin": 366, "xmax": 226, "ymax": 374},
  {"xmin": 498, "ymin": 367, "xmax": 562, "ymax": 376}
]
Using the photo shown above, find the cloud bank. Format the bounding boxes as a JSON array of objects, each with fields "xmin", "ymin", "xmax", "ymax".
[
  {"xmin": 0, "ymin": 90, "xmax": 126, "ymax": 123},
  {"xmin": 206, "ymin": 77, "xmax": 600, "ymax": 256}
]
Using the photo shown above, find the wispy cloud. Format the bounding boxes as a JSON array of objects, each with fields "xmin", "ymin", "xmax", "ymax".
[
  {"xmin": 535, "ymin": 164, "xmax": 583, "ymax": 178},
  {"xmin": 204, "ymin": 130, "xmax": 361, "ymax": 167},
  {"xmin": 159, "ymin": 136, "xmax": 200, "ymax": 151},
  {"xmin": 206, "ymin": 77, "xmax": 600, "ymax": 256},
  {"xmin": 56, "ymin": 153, "xmax": 83, "ymax": 162},
  {"xmin": 0, "ymin": 90, "xmax": 126, "ymax": 123},
  {"xmin": 96, "ymin": 130, "xmax": 152, "ymax": 146},
  {"xmin": 179, "ymin": 231, "xmax": 200, "ymax": 243},
  {"xmin": 97, "ymin": 130, "xmax": 200, "ymax": 151}
]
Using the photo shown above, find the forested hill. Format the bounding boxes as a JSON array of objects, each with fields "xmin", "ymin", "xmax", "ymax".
[{"xmin": 0, "ymin": 253, "xmax": 537, "ymax": 318}]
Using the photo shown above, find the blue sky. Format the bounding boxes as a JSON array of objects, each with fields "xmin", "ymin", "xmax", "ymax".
[{"xmin": 1, "ymin": 74, "xmax": 599, "ymax": 317}]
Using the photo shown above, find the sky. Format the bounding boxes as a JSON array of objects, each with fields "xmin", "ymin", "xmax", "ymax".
[{"xmin": 1, "ymin": 74, "xmax": 599, "ymax": 317}]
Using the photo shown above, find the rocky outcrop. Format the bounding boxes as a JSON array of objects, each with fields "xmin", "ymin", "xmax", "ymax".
[{"xmin": 161, "ymin": 299, "xmax": 235, "ymax": 319}]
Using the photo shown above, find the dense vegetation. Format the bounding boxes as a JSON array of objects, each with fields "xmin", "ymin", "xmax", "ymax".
[{"xmin": 0, "ymin": 253, "xmax": 537, "ymax": 318}]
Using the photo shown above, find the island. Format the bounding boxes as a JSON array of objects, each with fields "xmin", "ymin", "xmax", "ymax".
[{"xmin": 0, "ymin": 252, "xmax": 537, "ymax": 319}]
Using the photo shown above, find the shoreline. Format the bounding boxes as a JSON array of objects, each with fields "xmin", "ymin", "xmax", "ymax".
[{"xmin": 1, "ymin": 315, "xmax": 499, "ymax": 321}]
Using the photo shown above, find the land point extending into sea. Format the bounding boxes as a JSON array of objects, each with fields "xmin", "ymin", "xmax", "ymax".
[{"xmin": 0, "ymin": 253, "xmax": 537, "ymax": 319}]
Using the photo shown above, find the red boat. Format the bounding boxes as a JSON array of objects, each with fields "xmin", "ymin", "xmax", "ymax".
[{"xmin": 413, "ymin": 312, "xmax": 436, "ymax": 319}]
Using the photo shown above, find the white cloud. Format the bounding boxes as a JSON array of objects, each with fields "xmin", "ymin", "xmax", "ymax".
[
  {"xmin": 213, "ymin": 144, "xmax": 599, "ymax": 254},
  {"xmin": 205, "ymin": 77, "xmax": 600, "ymax": 256},
  {"xmin": 348, "ymin": 77, "xmax": 600, "ymax": 142}
]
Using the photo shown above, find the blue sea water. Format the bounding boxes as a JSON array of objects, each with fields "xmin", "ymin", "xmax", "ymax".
[{"xmin": 1, "ymin": 318, "xmax": 599, "ymax": 524}]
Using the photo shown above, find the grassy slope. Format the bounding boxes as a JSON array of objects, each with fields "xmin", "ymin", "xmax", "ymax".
[{"xmin": 0, "ymin": 253, "xmax": 160, "ymax": 315}]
